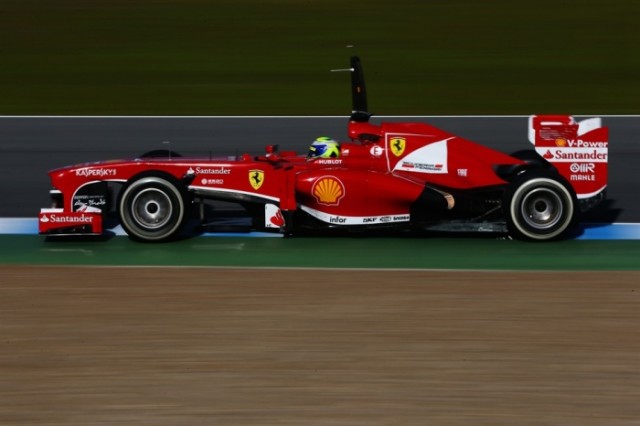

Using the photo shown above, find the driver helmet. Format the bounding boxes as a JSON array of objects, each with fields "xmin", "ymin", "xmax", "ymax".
[{"xmin": 307, "ymin": 137, "xmax": 340, "ymax": 160}]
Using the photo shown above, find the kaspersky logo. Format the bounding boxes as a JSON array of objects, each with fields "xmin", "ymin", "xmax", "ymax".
[
  {"xmin": 312, "ymin": 176, "xmax": 345, "ymax": 206},
  {"xmin": 75, "ymin": 167, "xmax": 117, "ymax": 177},
  {"xmin": 390, "ymin": 137, "xmax": 406, "ymax": 157},
  {"xmin": 249, "ymin": 169, "xmax": 264, "ymax": 190}
]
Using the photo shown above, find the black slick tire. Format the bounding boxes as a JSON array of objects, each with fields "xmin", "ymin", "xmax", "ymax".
[
  {"xmin": 118, "ymin": 175, "xmax": 186, "ymax": 242},
  {"xmin": 504, "ymin": 170, "xmax": 577, "ymax": 241}
]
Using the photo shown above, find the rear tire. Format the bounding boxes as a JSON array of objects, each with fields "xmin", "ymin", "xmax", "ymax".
[
  {"xmin": 504, "ymin": 171, "xmax": 576, "ymax": 241},
  {"xmin": 118, "ymin": 175, "xmax": 186, "ymax": 242}
]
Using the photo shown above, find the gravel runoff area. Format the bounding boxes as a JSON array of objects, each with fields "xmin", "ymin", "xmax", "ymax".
[{"xmin": 1, "ymin": 266, "xmax": 638, "ymax": 426}]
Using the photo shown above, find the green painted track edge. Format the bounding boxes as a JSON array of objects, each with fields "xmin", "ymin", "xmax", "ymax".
[{"xmin": 1, "ymin": 235, "xmax": 639, "ymax": 271}]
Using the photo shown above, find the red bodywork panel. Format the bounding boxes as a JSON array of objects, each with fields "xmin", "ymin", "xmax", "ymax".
[{"xmin": 39, "ymin": 115, "xmax": 606, "ymax": 237}]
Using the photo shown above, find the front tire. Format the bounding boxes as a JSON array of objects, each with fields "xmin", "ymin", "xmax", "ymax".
[
  {"xmin": 118, "ymin": 175, "xmax": 186, "ymax": 242},
  {"xmin": 504, "ymin": 171, "xmax": 576, "ymax": 241}
]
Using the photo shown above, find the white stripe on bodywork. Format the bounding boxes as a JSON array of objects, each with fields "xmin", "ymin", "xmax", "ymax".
[
  {"xmin": 300, "ymin": 205, "xmax": 410, "ymax": 225},
  {"xmin": 392, "ymin": 138, "xmax": 452, "ymax": 174}
]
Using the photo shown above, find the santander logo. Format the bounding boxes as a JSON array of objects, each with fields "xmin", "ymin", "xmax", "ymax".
[
  {"xmin": 270, "ymin": 210, "xmax": 284, "ymax": 227},
  {"xmin": 40, "ymin": 214, "xmax": 94, "ymax": 223}
]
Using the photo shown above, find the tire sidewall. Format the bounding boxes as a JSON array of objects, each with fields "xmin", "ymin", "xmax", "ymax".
[
  {"xmin": 118, "ymin": 175, "xmax": 186, "ymax": 242},
  {"xmin": 505, "ymin": 171, "xmax": 576, "ymax": 241}
]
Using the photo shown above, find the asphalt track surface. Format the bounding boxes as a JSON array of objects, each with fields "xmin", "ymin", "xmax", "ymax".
[{"xmin": 1, "ymin": 116, "xmax": 638, "ymax": 222}]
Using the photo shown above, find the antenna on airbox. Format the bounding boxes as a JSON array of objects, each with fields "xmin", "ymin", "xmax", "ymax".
[{"xmin": 162, "ymin": 140, "xmax": 172, "ymax": 160}]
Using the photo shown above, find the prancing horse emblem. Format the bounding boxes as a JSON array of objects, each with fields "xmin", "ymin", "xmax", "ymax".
[
  {"xmin": 249, "ymin": 169, "xmax": 264, "ymax": 190},
  {"xmin": 390, "ymin": 137, "xmax": 406, "ymax": 157}
]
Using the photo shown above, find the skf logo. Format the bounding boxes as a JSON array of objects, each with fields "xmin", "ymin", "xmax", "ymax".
[
  {"xmin": 249, "ymin": 169, "xmax": 264, "ymax": 190},
  {"xmin": 555, "ymin": 138, "xmax": 568, "ymax": 147},
  {"xmin": 390, "ymin": 137, "xmax": 406, "ymax": 157},
  {"xmin": 312, "ymin": 176, "xmax": 345, "ymax": 206}
]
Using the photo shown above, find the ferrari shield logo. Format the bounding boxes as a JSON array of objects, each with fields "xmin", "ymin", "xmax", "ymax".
[
  {"xmin": 249, "ymin": 169, "xmax": 264, "ymax": 190},
  {"xmin": 390, "ymin": 137, "xmax": 406, "ymax": 157}
]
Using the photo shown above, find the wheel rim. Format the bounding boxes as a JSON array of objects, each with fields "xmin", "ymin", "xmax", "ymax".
[
  {"xmin": 519, "ymin": 187, "xmax": 563, "ymax": 230},
  {"xmin": 130, "ymin": 188, "xmax": 174, "ymax": 230}
]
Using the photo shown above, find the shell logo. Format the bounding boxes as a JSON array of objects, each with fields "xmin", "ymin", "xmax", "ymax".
[
  {"xmin": 555, "ymin": 138, "xmax": 568, "ymax": 147},
  {"xmin": 312, "ymin": 176, "xmax": 345, "ymax": 206}
]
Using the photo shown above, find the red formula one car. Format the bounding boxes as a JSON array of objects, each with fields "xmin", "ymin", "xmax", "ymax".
[{"xmin": 39, "ymin": 57, "xmax": 608, "ymax": 242}]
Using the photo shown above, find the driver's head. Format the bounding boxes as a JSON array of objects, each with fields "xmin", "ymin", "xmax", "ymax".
[{"xmin": 307, "ymin": 137, "xmax": 340, "ymax": 160}]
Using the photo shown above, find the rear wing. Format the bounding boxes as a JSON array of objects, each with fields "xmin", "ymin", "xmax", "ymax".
[{"xmin": 528, "ymin": 115, "xmax": 608, "ymax": 206}]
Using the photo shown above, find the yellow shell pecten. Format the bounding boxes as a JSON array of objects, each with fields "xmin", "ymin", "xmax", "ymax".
[
  {"xmin": 555, "ymin": 138, "xmax": 568, "ymax": 147},
  {"xmin": 313, "ymin": 177, "xmax": 344, "ymax": 205}
]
